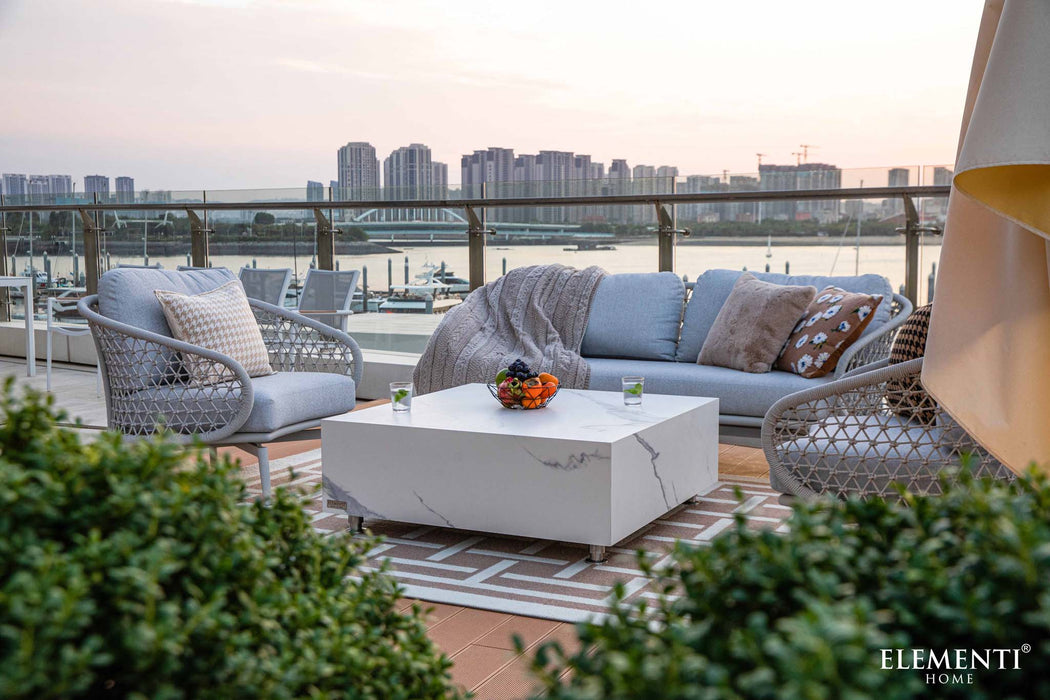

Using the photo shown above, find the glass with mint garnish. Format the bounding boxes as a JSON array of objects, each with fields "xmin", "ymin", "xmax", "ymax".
[
  {"xmin": 390, "ymin": 382, "xmax": 413, "ymax": 412},
  {"xmin": 622, "ymin": 376, "xmax": 644, "ymax": 406}
]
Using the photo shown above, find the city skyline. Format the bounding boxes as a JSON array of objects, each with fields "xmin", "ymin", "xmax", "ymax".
[{"xmin": 0, "ymin": 0, "xmax": 981, "ymax": 190}]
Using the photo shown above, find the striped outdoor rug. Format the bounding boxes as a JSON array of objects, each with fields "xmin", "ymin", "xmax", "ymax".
[{"xmin": 240, "ymin": 449, "xmax": 791, "ymax": 623}]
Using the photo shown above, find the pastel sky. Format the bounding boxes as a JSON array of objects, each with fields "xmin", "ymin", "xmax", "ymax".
[{"xmin": 0, "ymin": 0, "xmax": 982, "ymax": 190}]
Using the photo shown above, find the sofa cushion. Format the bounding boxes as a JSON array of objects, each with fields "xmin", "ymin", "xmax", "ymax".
[
  {"xmin": 581, "ymin": 272, "xmax": 685, "ymax": 361},
  {"xmin": 886, "ymin": 304, "xmax": 935, "ymax": 424},
  {"xmin": 676, "ymin": 269, "xmax": 893, "ymax": 363},
  {"xmin": 775, "ymin": 286, "xmax": 882, "ymax": 378},
  {"xmin": 586, "ymin": 357, "xmax": 835, "ymax": 417},
  {"xmin": 698, "ymin": 273, "xmax": 815, "ymax": 374},
  {"xmin": 123, "ymin": 371, "xmax": 357, "ymax": 435}
]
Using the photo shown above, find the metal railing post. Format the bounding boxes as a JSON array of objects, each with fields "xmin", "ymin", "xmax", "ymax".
[
  {"xmin": 188, "ymin": 207, "xmax": 211, "ymax": 268},
  {"xmin": 79, "ymin": 203, "xmax": 103, "ymax": 295},
  {"xmin": 897, "ymin": 194, "xmax": 941, "ymax": 306},
  {"xmin": 0, "ymin": 197, "xmax": 9, "ymax": 321},
  {"xmin": 314, "ymin": 208, "xmax": 335, "ymax": 271},
  {"xmin": 656, "ymin": 180, "xmax": 688, "ymax": 274},
  {"xmin": 467, "ymin": 182, "xmax": 492, "ymax": 291}
]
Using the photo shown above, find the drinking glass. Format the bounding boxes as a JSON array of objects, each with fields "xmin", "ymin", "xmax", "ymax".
[
  {"xmin": 390, "ymin": 382, "xmax": 413, "ymax": 412},
  {"xmin": 622, "ymin": 376, "xmax": 644, "ymax": 405}
]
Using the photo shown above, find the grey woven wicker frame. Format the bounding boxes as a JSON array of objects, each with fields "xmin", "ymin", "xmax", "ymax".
[
  {"xmin": 762, "ymin": 356, "xmax": 1015, "ymax": 501},
  {"xmin": 77, "ymin": 295, "xmax": 363, "ymax": 496}
]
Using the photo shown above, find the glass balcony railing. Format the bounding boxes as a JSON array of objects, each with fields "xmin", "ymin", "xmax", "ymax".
[{"xmin": 0, "ymin": 165, "xmax": 951, "ymax": 351}]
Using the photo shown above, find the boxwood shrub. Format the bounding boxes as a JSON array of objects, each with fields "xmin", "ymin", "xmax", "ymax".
[
  {"xmin": 532, "ymin": 470, "xmax": 1050, "ymax": 699},
  {"xmin": 0, "ymin": 383, "xmax": 461, "ymax": 699}
]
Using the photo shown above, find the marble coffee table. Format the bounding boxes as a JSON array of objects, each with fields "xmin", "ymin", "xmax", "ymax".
[{"xmin": 321, "ymin": 384, "xmax": 718, "ymax": 562}]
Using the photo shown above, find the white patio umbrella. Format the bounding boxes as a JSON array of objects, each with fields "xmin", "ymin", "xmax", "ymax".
[{"xmin": 924, "ymin": 0, "xmax": 1050, "ymax": 472}]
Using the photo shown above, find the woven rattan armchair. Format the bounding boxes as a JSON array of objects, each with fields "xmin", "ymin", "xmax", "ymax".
[
  {"xmin": 78, "ymin": 268, "xmax": 363, "ymax": 497},
  {"xmin": 763, "ymin": 356, "xmax": 1015, "ymax": 501}
]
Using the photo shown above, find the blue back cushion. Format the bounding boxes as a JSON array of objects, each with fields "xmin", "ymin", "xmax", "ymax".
[
  {"xmin": 97, "ymin": 267, "xmax": 238, "ymax": 386},
  {"xmin": 98, "ymin": 267, "xmax": 237, "ymax": 337},
  {"xmin": 582, "ymin": 272, "xmax": 685, "ymax": 361},
  {"xmin": 675, "ymin": 269, "xmax": 893, "ymax": 363}
]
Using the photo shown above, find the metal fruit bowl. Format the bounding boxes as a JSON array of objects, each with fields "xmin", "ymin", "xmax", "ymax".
[{"xmin": 487, "ymin": 383, "xmax": 560, "ymax": 410}]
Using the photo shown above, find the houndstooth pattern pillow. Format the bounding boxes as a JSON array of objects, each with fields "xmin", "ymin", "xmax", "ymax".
[{"xmin": 155, "ymin": 280, "xmax": 274, "ymax": 384}]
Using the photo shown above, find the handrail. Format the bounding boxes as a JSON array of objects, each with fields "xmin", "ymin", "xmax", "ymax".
[{"xmin": 0, "ymin": 184, "xmax": 950, "ymax": 213}]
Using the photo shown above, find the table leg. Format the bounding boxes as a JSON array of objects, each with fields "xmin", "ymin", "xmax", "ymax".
[
  {"xmin": 348, "ymin": 515, "xmax": 364, "ymax": 533},
  {"xmin": 24, "ymin": 282, "xmax": 35, "ymax": 377},
  {"xmin": 587, "ymin": 545, "xmax": 607, "ymax": 563}
]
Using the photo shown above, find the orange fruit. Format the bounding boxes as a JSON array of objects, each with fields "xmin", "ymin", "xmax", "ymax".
[
  {"xmin": 523, "ymin": 384, "xmax": 546, "ymax": 401},
  {"xmin": 521, "ymin": 396, "xmax": 542, "ymax": 409},
  {"xmin": 523, "ymin": 377, "xmax": 542, "ymax": 388},
  {"xmin": 538, "ymin": 373, "xmax": 559, "ymax": 385}
]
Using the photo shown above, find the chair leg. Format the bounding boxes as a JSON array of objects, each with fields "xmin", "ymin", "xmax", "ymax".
[
  {"xmin": 257, "ymin": 444, "xmax": 271, "ymax": 499},
  {"xmin": 45, "ymin": 331, "xmax": 52, "ymax": 392}
]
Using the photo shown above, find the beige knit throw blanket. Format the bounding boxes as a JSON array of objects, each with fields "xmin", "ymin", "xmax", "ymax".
[{"xmin": 413, "ymin": 264, "xmax": 607, "ymax": 394}]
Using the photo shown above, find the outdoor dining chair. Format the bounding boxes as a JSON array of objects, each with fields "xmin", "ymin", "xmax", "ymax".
[
  {"xmin": 296, "ymin": 268, "xmax": 361, "ymax": 332},
  {"xmin": 46, "ymin": 296, "xmax": 102, "ymax": 396},
  {"xmin": 238, "ymin": 266, "xmax": 293, "ymax": 307}
]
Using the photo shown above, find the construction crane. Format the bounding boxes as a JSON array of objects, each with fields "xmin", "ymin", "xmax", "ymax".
[
  {"xmin": 799, "ymin": 144, "xmax": 818, "ymax": 163},
  {"xmin": 791, "ymin": 152, "xmax": 804, "ymax": 166},
  {"xmin": 756, "ymin": 153, "xmax": 767, "ymax": 170}
]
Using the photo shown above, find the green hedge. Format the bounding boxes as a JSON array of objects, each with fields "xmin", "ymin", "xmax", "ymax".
[
  {"xmin": 0, "ymin": 383, "xmax": 461, "ymax": 699},
  {"xmin": 532, "ymin": 470, "xmax": 1050, "ymax": 699}
]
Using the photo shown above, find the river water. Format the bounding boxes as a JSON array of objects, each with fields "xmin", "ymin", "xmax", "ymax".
[{"xmin": 15, "ymin": 239, "xmax": 942, "ymax": 306}]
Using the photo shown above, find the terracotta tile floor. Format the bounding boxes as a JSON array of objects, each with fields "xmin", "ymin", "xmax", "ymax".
[{"xmin": 227, "ymin": 428, "xmax": 769, "ymax": 699}]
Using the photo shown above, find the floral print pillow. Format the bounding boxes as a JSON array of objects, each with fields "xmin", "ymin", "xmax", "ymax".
[{"xmin": 774, "ymin": 286, "xmax": 883, "ymax": 378}]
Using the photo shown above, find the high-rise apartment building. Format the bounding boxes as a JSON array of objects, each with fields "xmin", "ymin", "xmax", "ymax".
[
  {"xmin": 115, "ymin": 176, "xmax": 135, "ymax": 203},
  {"xmin": 2, "ymin": 173, "xmax": 27, "ymax": 198},
  {"xmin": 47, "ymin": 174, "xmax": 72, "ymax": 197},
  {"xmin": 932, "ymin": 166, "xmax": 953, "ymax": 185},
  {"xmin": 84, "ymin": 175, "xmax": 110, "ymax": 199},
  {"xmin": 383, "ymin": 143, "xmax": 447, "ymax": 222},
  {"xmin": 336, "ymin": 142, "xmax": 380, "ymax": 199},
  {"xmin": 306, "ymin": 180, "xmax": 324, "ymax": 202},
  {"xmin": 461, "ymin": 148, "xmax": 515, "ymax": 197},
  {"xmin": 888, "ymin": 168, "xmax": 910, "ymax": 187},
  {"xmin": 604, "ymin": 159, "xmax": 632, "ymax": 223},
  {"xmin": 27, "ymin": 175, "xmax": 50, "ymax": 199},
  {"xmin": 535, "ymin": 151, "xmax": 574, "ymax": 223},
  {"xmin": 759, "ymin": 163, "xmax": 842, "ymax": 222}
]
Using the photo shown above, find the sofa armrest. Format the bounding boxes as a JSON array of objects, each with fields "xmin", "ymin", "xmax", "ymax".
[
  {"xmin": 77, "ymin": 295, "xmax": 254, "ymax": 442},
  {"xmin": 248, "ymin": 299, "xmax": 363, "ymax": 385}
]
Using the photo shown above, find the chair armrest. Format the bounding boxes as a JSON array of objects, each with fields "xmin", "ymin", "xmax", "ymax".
[
  {"xmin": 762, "ymin": 356, "xmax": 1012, "ymax": 501},
  {"xmin": 833, "ymin": 293, "xmax": 913, "ymax": 377},
  {"xmin": 298, "ymin": 309, "xmax": 355, "ymax": 317},
  {"xmin": 77, "ymin": 295, "xmax": 254, "ymax": 443},
  {"xmin": 248, "ymin": 299, "xmax": 363, "ymax": 385}
]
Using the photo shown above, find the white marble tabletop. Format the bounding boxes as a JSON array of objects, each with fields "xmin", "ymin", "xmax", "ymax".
[{"xmin": 327, "ymin": 383, "xmax": 717, "ymax": 443}]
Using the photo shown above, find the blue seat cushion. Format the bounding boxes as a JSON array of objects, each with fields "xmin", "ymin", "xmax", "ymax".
[
  {"xmin": 581, "ymin": 272, "xmax": 685, "ymax": 361},
  {"xmin": 586, "ymin": 357, "xmax": 835, "ymax": 418},
  {"xmin": 676, "ymin": 269, "xmax": 893, "ymax": 363},
  {"xmin": 124, "ymin": 372, "xmax": 357, "ymax": 435}
]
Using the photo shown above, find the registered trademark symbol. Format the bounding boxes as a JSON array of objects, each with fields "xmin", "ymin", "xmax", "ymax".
[{"xmin": 1022, "ymin": 644, "xmax": 1031, "ymax": 654}]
